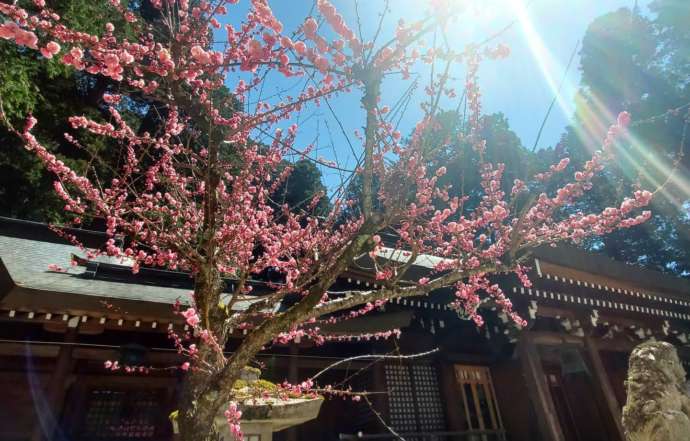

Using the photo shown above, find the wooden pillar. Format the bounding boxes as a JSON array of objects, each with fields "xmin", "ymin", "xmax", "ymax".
[
  {"xmin": 31, "ymin": 328, "xmax": 77, "ymax": 441},
  {"xmin": 372, "ymin": 360, "xmax": 388, "ymax": 424},
  {"xmin": 286, "ymin": 343, "xmax": 299, "ymax": 441},
  {"xmin": 584, "ymin": 337, "xmax": 625, "ymax": 441},
  {"xmin": 518, "ymin": 334, "xmax": 565, "ymax": 441},
  {"xmin": 438, "ymin": 363, "xmax": 465, "ymax": 434}
]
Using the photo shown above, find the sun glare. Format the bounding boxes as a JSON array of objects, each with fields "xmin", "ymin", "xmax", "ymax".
[{"xmin": 507, "ymin": 0, "xmax": 574, "ymax": 120}]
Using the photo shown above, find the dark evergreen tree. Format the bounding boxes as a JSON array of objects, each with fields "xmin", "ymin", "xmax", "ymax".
[
  {"xmin": 561, "ymin": 4, "xmax": 690, "ymax": 276},
  {"xmin": 0, "ymin": 1, "xmax": 328, "ymax": 222}
]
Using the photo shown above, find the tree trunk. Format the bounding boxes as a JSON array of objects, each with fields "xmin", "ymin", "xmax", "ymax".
[
  {"xmin": 176, "ymin": 267, "xmax": 232, "ymax": 441},
  {"xmin": 178, "ymin": 368, "xmax": 223, "ymax": 441},
  {"xmin": 622, "ymin": 341, "xmax": 690, "ymax": 441}
]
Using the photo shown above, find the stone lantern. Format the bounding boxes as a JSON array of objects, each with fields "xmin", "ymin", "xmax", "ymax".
[
  {"xmin": 215, "ymin": 395, "xmax": 324, "ymax": 441},
  {"xmin": 214, "ymin": 369, "xmax": 323, "ymax": 441}
]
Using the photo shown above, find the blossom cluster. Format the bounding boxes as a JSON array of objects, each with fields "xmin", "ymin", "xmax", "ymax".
[{"xmin": 224, "ymin": 402, "xmax": 243, "ymax": 441}]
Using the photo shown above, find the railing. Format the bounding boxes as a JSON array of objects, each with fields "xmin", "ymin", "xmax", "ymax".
[{"xmin": 339, "ymin": 429, "xmax": 507, "ymax": 440}]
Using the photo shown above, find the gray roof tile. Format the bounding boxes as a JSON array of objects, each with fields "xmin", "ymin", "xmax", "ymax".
[{"xmin": 0, "ymin": 235, "xmax": 190, "ymax": 305}]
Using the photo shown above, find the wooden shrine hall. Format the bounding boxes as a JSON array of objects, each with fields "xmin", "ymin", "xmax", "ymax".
[{"xmin": 1, "ymin": 216, "xmax": 690, "ymax": 441}]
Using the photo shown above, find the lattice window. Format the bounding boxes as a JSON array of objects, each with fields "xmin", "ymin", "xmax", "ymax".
[
  {"xmin": 412, "ymin": 365, "xmax": 445, "ymax": 431},
  {"xmin": 454, "ymin": 365, "xmax": 503, "ymax": 437},
  {"xmin": 80, "ymin": 389, "xmax": 164, "ymax": 441},
  {"xmin": 386, "ymin": 364, "xmax": 417, "ymax": 433},
  {"xmin": 385, "ymin": 363, "xmax": 446, "ymax": 437}
]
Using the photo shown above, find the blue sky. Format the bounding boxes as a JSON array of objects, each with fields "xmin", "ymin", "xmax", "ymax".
[{"xmin": 220, "ymin": 0, "xmax": 649, "ymax": 189}]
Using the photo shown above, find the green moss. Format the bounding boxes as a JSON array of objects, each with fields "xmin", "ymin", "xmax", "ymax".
[
  {"xmin": 254, "ymin": 379, "xmax": 277, "ymax": 392},
  {"xmin": 232, "ymin": 379, "xmax": 248, "ymax": 390},
  {"xmin": 229, "ymin": 370, "xmax": 317, "ymax": 404}
]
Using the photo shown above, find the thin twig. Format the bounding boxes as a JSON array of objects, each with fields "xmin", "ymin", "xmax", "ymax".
[{"xmin": 310, "ymin": 348, "xmax": 439, "ymax": 381}]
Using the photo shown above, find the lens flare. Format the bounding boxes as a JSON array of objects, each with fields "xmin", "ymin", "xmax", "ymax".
[{"xmin": 508, "ymin": 0, "xmax": 575, "ymax": 121}]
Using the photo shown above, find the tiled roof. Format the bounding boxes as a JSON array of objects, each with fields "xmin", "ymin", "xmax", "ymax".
[
  {"xmin": 0, "ymin": 235, "xmax": 189, "ymax": 305},
  {"xmin": 0, "ymin": 233, "xmax": 266, "ymax": 317}
]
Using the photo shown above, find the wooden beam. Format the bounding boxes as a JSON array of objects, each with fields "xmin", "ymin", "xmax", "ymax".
[
  {"xmin": 518, "ymin": 334, "xmax": 565, "ymax": 441},
  {"xmin": 529, "ymin": 331, "xmax": 584, "ymax": 347},
  {"xmin": 585, "ymin": 337, "xmax": 625, "ymax": 441},
  {"xmin": 595, "ymin": 336, "xmax": 635, "ymax": 353},
  {"xmin": 0, "ymin": 342, "xmax": 60, "ymax": 358},
  {"xmin": 0, "ymin": 340, "xmax": 373, "ymax": 370},
  {"xmin": 533, "ymin": 304, "xmax": 580, "ymax": 320},
  {"xmin": 74, "ymin": 374, "xmax": 176, "ymax": 388}
]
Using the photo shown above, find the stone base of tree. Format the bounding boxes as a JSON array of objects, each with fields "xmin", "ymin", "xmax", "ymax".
[{"xmin": 214, "ymin": 396, "xmax": 324, "ymax": 441}]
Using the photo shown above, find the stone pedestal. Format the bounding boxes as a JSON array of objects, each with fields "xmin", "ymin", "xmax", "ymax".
[{"xmin": 215, "ymin": 396, "xmax": 323, "ymax": 441}]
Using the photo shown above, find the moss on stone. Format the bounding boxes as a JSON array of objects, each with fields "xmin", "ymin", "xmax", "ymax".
[
  {"xmin": 228, "ymin": 367, "xmax": 316, "ymax": 408},
  {"xmin": 254, "ymin": 379, "xmax": 278, "ymax": 392},
  {"xmin": 232, "ymin": 379, "xmax": 248, "ymax": 390}
]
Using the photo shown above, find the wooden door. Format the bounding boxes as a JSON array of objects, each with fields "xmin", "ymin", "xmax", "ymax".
[
  {"xmin": 544, "ymin": 366, "xmax": 612, "ymax": 441},
  {"xmin": 453, "ymin": 365, "xmax": 504, "ymax": 440}
]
